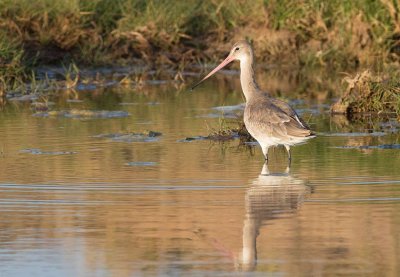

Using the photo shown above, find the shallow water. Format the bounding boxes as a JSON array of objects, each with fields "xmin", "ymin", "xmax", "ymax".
[{"xmin": 1, "ymin": 71, "xmax": 400, "ymax": 276}]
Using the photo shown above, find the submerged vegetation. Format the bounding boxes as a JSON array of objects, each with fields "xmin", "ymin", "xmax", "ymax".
[{"xmin": 1, "ymin": 0, "xmax": 400, "ymax": 93}]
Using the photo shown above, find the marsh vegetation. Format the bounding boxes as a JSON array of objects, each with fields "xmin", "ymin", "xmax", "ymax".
[{"xmin": 0, "ymin": 0, "xmax": 399, "ymax": 123}]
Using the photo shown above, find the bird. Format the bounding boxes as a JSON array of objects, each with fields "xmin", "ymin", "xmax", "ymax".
[{"xmin": 191, "ymin": 40, "xmax": 315, "ymax": 162}]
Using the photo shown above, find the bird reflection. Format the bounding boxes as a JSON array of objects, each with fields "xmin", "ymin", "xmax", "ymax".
[{"xmin": 240, "ymin": 163, "xmax": 311, "ymax": 271}]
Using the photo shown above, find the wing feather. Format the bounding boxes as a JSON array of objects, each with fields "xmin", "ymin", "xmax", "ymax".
[{"xmin": 244, "ymin": 97, "xmax": 313, "ymax": 138}]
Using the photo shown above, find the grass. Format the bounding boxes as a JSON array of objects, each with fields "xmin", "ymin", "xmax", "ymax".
[
  {"xmin": 206, "ymin": 117, "xmax": 254, "ymax": 142},
  {"xmin": 0, "ymin": 0, "xmax": 399, "ymax": 94},
  {"xmin": 331, "ymin": 69, "xmax": 400, "ymax": 116}
]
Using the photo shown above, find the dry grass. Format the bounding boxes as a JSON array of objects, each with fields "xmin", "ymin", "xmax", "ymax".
[
  {"xmin": 331, "ymin": 69, "xmax": 400, "ymax": 116},
  {"xmin": 0, "ymin": 0, "xmax": 400, "ymax": 94}
]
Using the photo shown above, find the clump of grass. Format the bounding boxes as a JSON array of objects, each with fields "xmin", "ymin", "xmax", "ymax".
[
  {"xmin": 207, "ymin": 117, "xmax": 254, "ymax": 142},
  {"xmin": 0, "ymin": 30, "xmax": 26, "ymax": 93},
  {"xmin": 331, "ymin": 70, "xmax": 400, "ymax": 116}
]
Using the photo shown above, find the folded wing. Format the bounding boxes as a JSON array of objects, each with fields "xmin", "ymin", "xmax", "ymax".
[{"xmin": 244, "ymin": 96, "xmax": 314, "ymax": 139}]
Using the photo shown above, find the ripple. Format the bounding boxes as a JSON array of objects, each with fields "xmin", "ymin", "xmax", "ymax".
[
  {"xmin": 126, "ymin": 162, "xmax": 158, "ymax": 166},
  {"xmin": 308, "ymin": 197, "xmax": 400, "ymax": 203},
  {"xmin": 19, "ymin": 148, "xmax": 77, "ymax": 155},
  {"xmin": 334, "ymin": 144, "xmax": 400, "ymax": 149},
  {"xmin": 320, "ymin": 132, "xmax": 387, "ymax": 137},
  {"xmin": 211, "ymin": 104, "xmax": 245, "ymax": 112},
  {"xmin": 33, "ymin": 109, "xmax": 130, "ymax": 118},
  {"xmin": 93, "ymin": 131, "xmax": 162, "ymax": 143}
]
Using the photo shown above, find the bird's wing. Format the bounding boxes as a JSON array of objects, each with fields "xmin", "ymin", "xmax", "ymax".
[
  {"xmin": 269, "ymin": 98, "xmax": 311, "ymax": 129},
  {"xmin": 245, "ymin": 97, "xmax": 313, "ymax": 138}
]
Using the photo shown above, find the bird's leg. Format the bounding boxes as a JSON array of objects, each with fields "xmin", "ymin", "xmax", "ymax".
[
  {"xmin": 284, "ymin": 145, "xmax": 291, "ymax": 164},
  {"xmin": 262, "ymin": 146, "xmax": 269, "ymax": 163}
]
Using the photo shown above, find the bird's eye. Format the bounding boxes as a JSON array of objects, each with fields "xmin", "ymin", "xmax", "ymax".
[{"xmin": 235, "ymin": 47, "xmax": 240, "ymax": 51}]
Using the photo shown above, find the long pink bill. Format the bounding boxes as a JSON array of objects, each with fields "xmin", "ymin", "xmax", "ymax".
[{"xmin": 191, "ymin": 55, "xmax": 234, "ymax": 90}]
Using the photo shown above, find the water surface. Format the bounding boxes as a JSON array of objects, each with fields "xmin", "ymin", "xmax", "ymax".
[{"xmin": 1, "ymin": 70, "xmax": 400, "ymax": 276}]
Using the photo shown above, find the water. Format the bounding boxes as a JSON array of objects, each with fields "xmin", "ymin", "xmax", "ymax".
[{"xmin": 1, "ymin": 70, "xmax": 400, "ymax": 276}]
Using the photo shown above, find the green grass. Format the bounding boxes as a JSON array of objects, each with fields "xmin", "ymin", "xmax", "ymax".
[{"xmin": 0, "ymin": 0, "xmax": 399, "ymax": 94}]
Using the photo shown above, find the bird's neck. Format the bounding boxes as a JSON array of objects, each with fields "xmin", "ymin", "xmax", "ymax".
[{"xmin": 240, "ymin": 55, "xmax": 260, "ymax": 102}]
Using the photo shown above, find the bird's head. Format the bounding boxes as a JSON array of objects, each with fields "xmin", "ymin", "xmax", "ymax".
[
  {"xmin": 191, "ymin": 40, "xmax": 253, "ymax": 90},
  {"xmin": 228, "ymin": 40, "xmax": 253, "ymax": 62}
]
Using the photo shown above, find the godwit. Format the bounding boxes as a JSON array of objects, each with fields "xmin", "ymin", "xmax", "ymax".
[{"xmin": 192, "ymin": 40, "xmax": 315, "ymax": 162}]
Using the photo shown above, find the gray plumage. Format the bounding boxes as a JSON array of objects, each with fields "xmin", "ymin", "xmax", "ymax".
[{"xmin": 192, "ymin": 40, "xmax": 315, "ymax": 161}]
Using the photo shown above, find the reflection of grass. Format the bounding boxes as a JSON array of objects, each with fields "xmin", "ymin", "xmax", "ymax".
[
  {"xmin": 0, "ymin": 0, "xmax": 400, "ymax": 93},
  {"xmin": 332, "ymin": 70, "xmax": 400, "ymax": 116}
]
